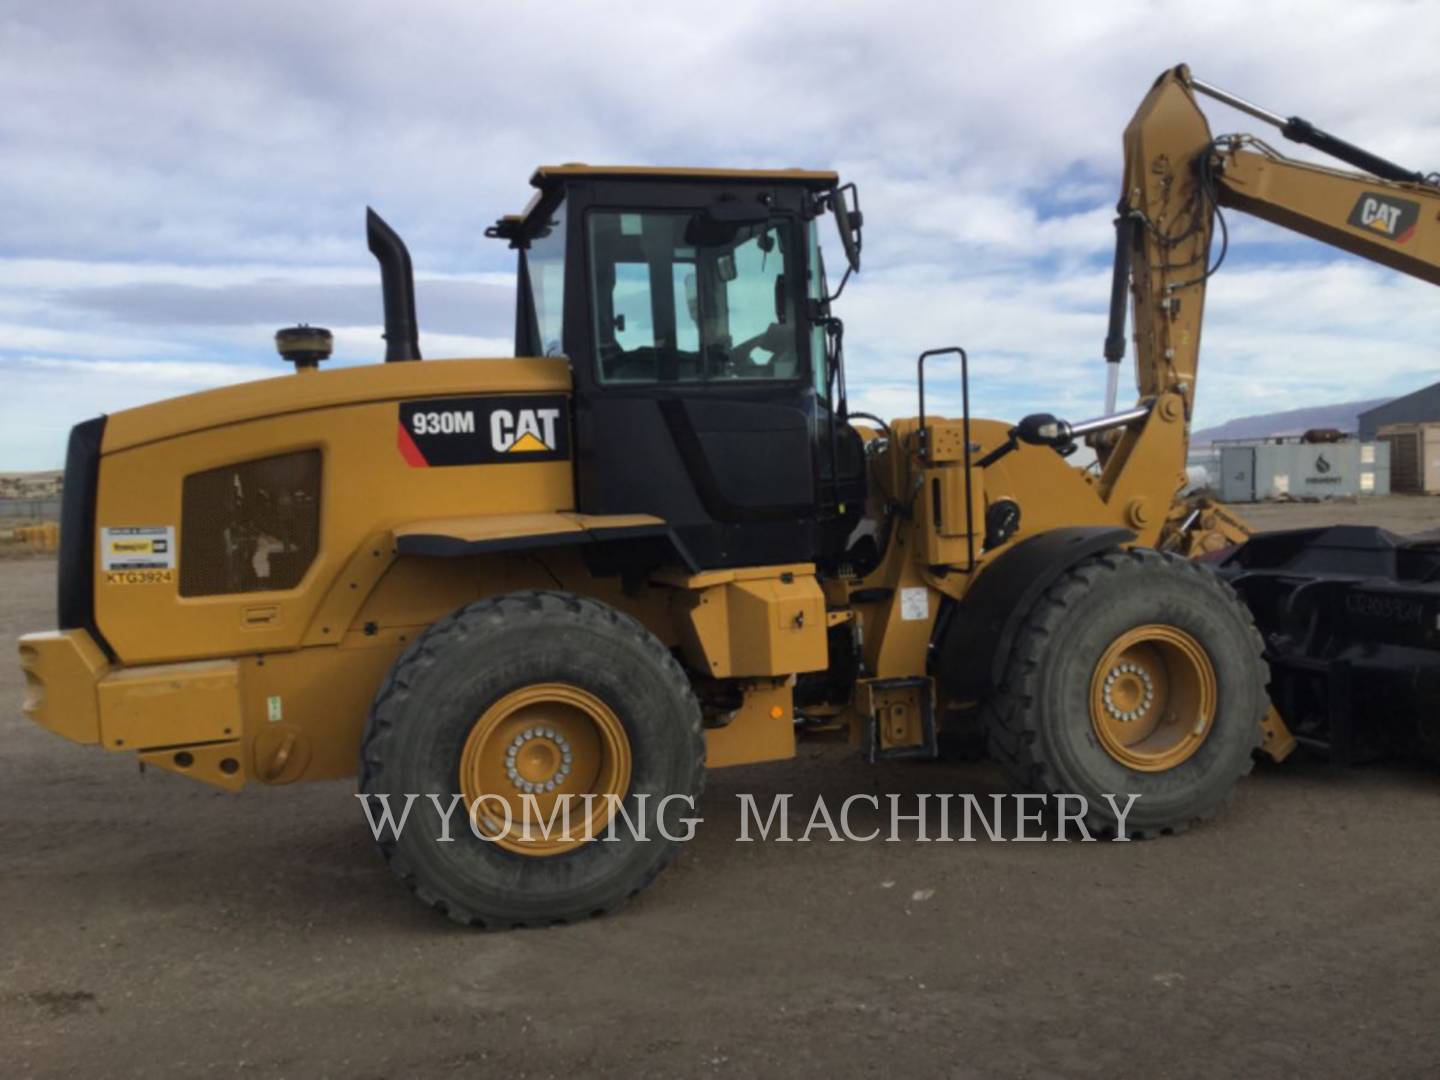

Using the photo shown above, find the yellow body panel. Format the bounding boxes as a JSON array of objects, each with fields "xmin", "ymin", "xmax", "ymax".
[
  {"xmin": 103, "ymin": 357, "xmax": 569, "ymax": 452},
  {"xmin": 669, "ymin": 565, "xmax": 828, "ymax": 679},
  {"xmin": 94, "ymin": 360, "xmax": 575, "ymax": 665},
  {"xmin": 240, "ymin": 627, "xmax": 415, "ymax": 783},
  {"xmin": 97, "ymin": 659, "xmax": 241, "ymax": 750},
  {"xmin": 704, "ymin": 680, "xmax": 797, "ymax": 768}
]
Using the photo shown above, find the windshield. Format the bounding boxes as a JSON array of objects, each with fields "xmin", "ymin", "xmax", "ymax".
[{"xmin": 588, "ymin": 210, "xmax": 801, "ymax": 384}]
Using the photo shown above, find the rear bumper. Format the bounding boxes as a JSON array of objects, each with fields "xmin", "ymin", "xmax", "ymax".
[
  {"xmin": 19, "ymin": 629, "xmax": 108, "ymax": 745},
  {"xmin": 18, "ymin": 629, "xmax": 246, "ymax": 790}
]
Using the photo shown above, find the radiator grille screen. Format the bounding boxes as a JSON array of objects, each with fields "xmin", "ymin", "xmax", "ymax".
[{"xmin": 180, "ymin": 450, "xmax": 321, "ymax": 597}]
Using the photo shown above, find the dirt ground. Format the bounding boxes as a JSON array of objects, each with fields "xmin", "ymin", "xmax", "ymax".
[
  {"xmin": 1237, "ymin": 492, "xmax": 1440, "ymax": 534},
  {"xmin": 3, "ymin": 498, "xmax": 1439, "ymax": 1078}
]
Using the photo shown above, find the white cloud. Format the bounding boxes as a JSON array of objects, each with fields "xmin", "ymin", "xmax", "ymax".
[
  {"xmin": 0, "ymin": 321, "xmax": 191, "ymax": 360},
  {"xmin": 0, "ymin": 259, "xmax": 513, "ymax": 291},
  {"xmin": 15, "ymin": 356, "xmax": 274, "ymax": 385},
  {"xmin": 1, "ymin": 357, "xmax": 277, "ymax": 468},
  {"xmin": 3, "ymin": 0, "xmax": 1438, "ymax": 470}
]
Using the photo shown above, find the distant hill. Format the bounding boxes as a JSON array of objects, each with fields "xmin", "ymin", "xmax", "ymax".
[{"xmin": 1191, "ymin": 397, "xmax": 1392, "ymax": 445}]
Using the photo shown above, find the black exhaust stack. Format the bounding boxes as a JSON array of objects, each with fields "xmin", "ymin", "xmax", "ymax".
[{"xmin": 366, "ymin": 207, "xmax": 421, "ymax": 362}]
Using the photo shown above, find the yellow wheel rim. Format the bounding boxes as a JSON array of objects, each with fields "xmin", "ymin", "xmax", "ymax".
[
  {"xmin": 1089, "ymin": 624, "xmax": 1217, "ymax": 772},
  {"xmin": 458, "ymin": 683, "xmax": 632, "ymax": 856}
]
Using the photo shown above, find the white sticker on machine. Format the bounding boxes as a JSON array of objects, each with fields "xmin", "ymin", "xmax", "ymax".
[
  {"xmin": 100, "ymin": 526, "xmax": 176, "ymax": 571},
  {"xmin": 900, "ymin": 587, "xmax": 929, "ymax": 621}
]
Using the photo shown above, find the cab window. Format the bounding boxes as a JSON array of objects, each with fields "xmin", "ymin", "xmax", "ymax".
[
  {"xmin": 521, "ymin": 200, "xmax": 566, "ymax": 357},
  {"xmin": 588, "ymin": 210, "xmax": 801, "ymax": 385}
]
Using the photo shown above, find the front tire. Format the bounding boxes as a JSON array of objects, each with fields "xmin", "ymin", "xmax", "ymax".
[
  {"xmin": 982, "ymin": 548, "xmax": 1266, "ymax": 836},
  {"xmin": 359, "ymin": 590, "xmax": 705, "ymax": 927}
]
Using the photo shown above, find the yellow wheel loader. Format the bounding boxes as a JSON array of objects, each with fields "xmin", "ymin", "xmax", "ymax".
[{"xmin": 18, "ymin": 68, "xmax": 1439, "ymax": 926}]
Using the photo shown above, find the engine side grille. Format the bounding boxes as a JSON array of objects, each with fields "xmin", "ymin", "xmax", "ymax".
[{"xmin": 180, "ymin": 450, "xmax": 321, "ymax": 597}]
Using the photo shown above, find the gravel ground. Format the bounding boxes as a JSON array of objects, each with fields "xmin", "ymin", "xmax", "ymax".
[
  {"xmin": 1237, "ymin": 492, "xmax": 1440, "ymax": 534},
  {"xmin": 3, "ymin": 497, "xmax": 1439, "ymax": 1078}
]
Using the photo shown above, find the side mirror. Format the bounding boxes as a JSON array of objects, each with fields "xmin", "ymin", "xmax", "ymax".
[{"xmin": 832, "ymin": 183, "xmax": 863, "ymax": 273}]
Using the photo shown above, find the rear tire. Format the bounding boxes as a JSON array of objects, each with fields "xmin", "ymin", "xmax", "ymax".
[
  {"xmin": 981, "ymin": 548, "xmax": 1266, "ymax": 836},
  {"xmin": 359, "ymin": 590, "xmax": 705, "ymax": 928}
]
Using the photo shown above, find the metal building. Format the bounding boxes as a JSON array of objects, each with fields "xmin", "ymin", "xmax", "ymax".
[
  {"xmin": 1358, "ymin": 380, "xmax": 1440, "ymax": 441},
  {"xmin": 1218, "ymin": 440, "xmax": 1390, "ymax": 502},
  {"xmin": 1378, "ymin": 422, "xmax": 1440, "ymax": 494}
]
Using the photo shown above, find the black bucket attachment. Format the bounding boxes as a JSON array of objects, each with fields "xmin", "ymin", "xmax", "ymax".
[{"xmin": 1219, "ymin": 525, "xmax": 1440, "ymax": 764}]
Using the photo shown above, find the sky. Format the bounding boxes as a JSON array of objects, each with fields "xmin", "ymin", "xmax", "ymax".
[{"xmin": 3, "ymin": 0, "xmax": 1439, "ymax": 469}]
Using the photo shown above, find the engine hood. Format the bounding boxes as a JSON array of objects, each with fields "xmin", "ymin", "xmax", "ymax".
[{"xmin": 101, "ymin": 357, "xmax": 572, "ymax": 454}]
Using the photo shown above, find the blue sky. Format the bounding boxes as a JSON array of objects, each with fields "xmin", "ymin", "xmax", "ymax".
[{"xmin": 3, "ymin": 0, "xmax": 1439, "ymax": 469}]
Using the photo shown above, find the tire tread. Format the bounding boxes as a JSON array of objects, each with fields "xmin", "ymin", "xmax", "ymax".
[
  {"xmin": 980, "ymin": 548, "xmax": 1266, "ymax": 838},
  {"xmin": 358, "ymin": 590, "xmax": 705, "ymax": 928}
]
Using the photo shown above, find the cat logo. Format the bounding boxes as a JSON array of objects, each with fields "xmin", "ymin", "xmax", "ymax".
[
  {"xmin": 1347, "ymin": 192, "xmax": 1420, "ymax": 244},
  {"xmin": 490, "ymin": 407, "xmax": 561, "ymax": 453},
  {"xmin": 398, "ymin": 394, "xmax": 570, "ymax": 467}
]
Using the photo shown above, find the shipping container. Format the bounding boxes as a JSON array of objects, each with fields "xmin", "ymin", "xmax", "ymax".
[{"xmin": 1217, "ymin": 440, "xmax": 1390, "ymax": 502}]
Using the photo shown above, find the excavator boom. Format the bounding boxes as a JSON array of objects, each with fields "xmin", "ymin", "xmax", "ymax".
[
  {"xmin": 1118, "ymin": 65, "xmax": 1440, "ymax": 450},
  {"xmin": 1114, "ymin": 66, "xmax": 1440, "ymax": 763},
  {"xmin": 1109, "ymin": 66, "xmax": 1439, "ymax": 555},
  {"xmin": 1213, "ymin": 140, "xmax": 1440, "ymax": 285}
]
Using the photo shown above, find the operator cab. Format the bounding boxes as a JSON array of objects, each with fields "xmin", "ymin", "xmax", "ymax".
[{"xmin": 489, "ymin": 166, "xmax": 866, "ymax": 571}]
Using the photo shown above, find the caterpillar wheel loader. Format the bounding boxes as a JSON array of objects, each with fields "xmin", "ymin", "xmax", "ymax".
[{"xmin": 17, "ymin": 66, "xmax": 1436, "ymax": 927}]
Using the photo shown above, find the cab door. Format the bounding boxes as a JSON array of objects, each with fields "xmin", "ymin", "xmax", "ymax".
[{"xmin": 560, "ymin": 179, "xmax": 824, "ymax": 570}]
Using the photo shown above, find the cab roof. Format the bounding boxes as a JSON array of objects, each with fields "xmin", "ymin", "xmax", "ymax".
[
  {"xmin": 530, "ymin": 164, "xmax": 838, "ymax": 188},
  {"xmin": 488, "ymin": 164, "xmax": 839, "ymax": 242}
]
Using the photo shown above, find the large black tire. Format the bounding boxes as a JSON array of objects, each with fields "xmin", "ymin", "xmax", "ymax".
[
  {"xmin": 358, "ymin": 590, "xmax": 705, "ymax": 928},
  {"xmin": 981, "ymin": 548, "xmax": 1267, "ymax": 837}
]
